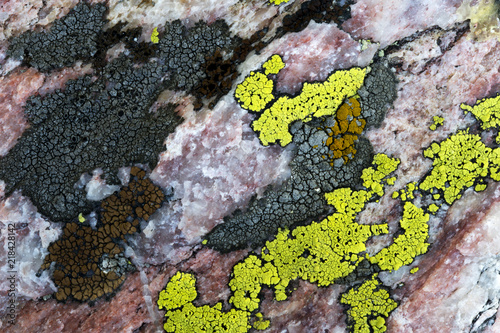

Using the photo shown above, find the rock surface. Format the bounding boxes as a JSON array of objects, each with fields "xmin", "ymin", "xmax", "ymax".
[{"xmin": 1, "ymin": 0, "xmax": 500, "ymax": 332}]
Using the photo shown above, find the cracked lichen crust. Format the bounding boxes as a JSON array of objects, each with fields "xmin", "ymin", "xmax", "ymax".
[
  {"xmin": 358, "ymin": 63, "xmax": 398, "ymax": 128},
  {"xmin": 7, "ymin": 3, "xmax": 107, "ymax": 72},
  {"xmin": 157, "ymin": 19, "xmax": 234, "ymax": 91},
  {"xmin": 0, "ymin": 56, "xmax": 182, "ymax": 222},
  {"xmin": 205, "ymin": 119, "xmax": 374, "ymax": 253}
]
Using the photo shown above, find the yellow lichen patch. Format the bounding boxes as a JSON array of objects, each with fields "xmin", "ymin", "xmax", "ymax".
[
  {"xmin": 361, "ymin": 153, "xmax": 401, "ymax": 197},
  {"xmin": 229, "ymin": 255, "xmax": 279, "ymax": 311},
  {"xmin": 252, "ymin": 313, "xmax": 270, "ymax": 330},
  {"xmin": 461, "ymin": 95, "xmax": 500, "ymax": 142},
  {"xmin": 429, "ymin": 115, "xmax": 444, "ymax": 131},
  {"xmin": 78, "ymin": 213, "xmax": 85, "ymax": 223},
  {"xmin": 340, "ymin": 274, "xmax": 397, "ymax": 333},
  {"xmin": 269, "ymin": 0, "xmax": 292, "ymax": 4},
  {"xmin": 410, "ymin": 267, "xmax": 419, "ymax": 274},
  {"xmin": 158, "ymin": 272, "xmax": 250, "ymax": 332},
  {"xmin": 420, "ymin": 130, "xmax": 500, "ymax": 205},
  {"xmin": 321, "ymin": 98, "xmax": 366, "ymax": 164},
  {"xmin": 428, "ymin": 203, "xmax": 440, "ymax": 214},
  {"xmin": 228, "ymin": 155, "xmax": 397, "ymax": 309},
  {"xmin": 235, "ymin": 71, "xmax": 274, "ymax": 112},
  {"xmin": 263, "ymin": 54, "xmax": 285, "ymax": 75},
  {"xmin": 252, "ymin": 67, "xmax": 366, "ymax": 146},
  {"xmin": 368, "ymin": 202, "xmax": 430, "ymax": 271},
  {"xmin": 157, "ymin": 272, "xmax": 197, "ymax": 311},
  {"xmin": 394, "ymin": 182, "xmax": 418, "ymax": 201},
  {"xmin": 158, "ymin": 155, "xmax": 399, "ymax": 332},
  {"xmin": 151, "ymin": 27, "xmax": 159, "ymax": 44}
]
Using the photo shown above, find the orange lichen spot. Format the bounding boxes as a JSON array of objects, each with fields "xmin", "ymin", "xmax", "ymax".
[{"xmin": 321, "ymin": 98, "xmax": 366, "ymax": 164}]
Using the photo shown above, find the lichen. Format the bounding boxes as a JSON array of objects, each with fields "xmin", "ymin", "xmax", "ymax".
[
  {"xmin": 340, "ymin": 274, "xmax": 397, "ymax": 333},
  {"xmin": 251, "ymin": 66, "xmax": 366, "ymax": 146}
]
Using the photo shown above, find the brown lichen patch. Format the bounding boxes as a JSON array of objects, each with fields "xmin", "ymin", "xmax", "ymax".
[
  {"xmin": 321, "ymin": 97, "xmax": 366, "ymax": 165},
  {"xmin": 41, "ymin": 223, "xmax": 126, "ymax": 302},
  {"xmin": 100, "ymin": 166, "xmax": 165, "ymax": 239},
  {"xmin": 41, "ymin": 167, "xmax": 166, "ymax": 302}
]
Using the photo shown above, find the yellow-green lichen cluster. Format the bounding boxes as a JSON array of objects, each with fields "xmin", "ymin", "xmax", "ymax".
[
  {"xmin": 269, "ymin": 0, "xmax": 292, "ymax": 4},
  {"xmin": 340, "ymin": 274, "xmax": 398, "ymax": 333},
  {"xmin": 461, "ymin": 94, "xmax": 500, "ymax": 142},
  {"xmin": 420, "ymin": 130, "xmax": 500, "ymax": 205},
  {"xmin": 263, "ymin": 54, "xmax": 285, "ymax": 75},
  {"xmin": 151, "ymin": 27, "xmax": 160, "ymax": 44},
  {"xmin": 235, "ymin": 71, "xmax": 275, "ymax": 112},
  {"xmin": 429, "ymin": 115, "xmax": 444, "ymax": 131},
  {"xmin": 158, "ymin": 272, "xmax": 250, "ymax": 332},
  {"xmin": 235, "ymin": 55, "xmax": 366, "ymax": 146},
  {"xmin": 368, "ymin": 202, "xmax": 429, "ymax": 271},
  {"xmin": 252, "ymin": 67, "xmax": 366, "ymax": 146}
]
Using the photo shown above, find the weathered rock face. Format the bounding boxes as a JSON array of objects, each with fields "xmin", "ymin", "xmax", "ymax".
[{"xmin": 2, "ymin": 0, "xmax": 500, "ymax": 332}]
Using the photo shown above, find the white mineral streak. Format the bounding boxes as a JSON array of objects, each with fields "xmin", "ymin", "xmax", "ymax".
[
  {"xmin": 0, "ymin": 191, "xmax": 61, "ymax": 317},
  {"xmin": 343, "ymin": 0, "xmax": 463, "ymax": 48},
  {"xmin": 388, "ymin": 184, "xmax": 500, "ymax": 332},
  {"xmin": 132, "ymin": 96, "xmax": 292, "ymax": 264}
]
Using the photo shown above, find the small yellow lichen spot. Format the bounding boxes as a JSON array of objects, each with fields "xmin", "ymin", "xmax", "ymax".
[
  {"xmin": 428, "ymin": 203, "xmax": 440, "ymax": 214},
  {"xmin": 429, "ymin": 116, "xmax": 444, "ymax": 131},
  {"xmin": 202, "ymin": 239, "xmax": 208, "ymax": 245},
  {"xmin": 269, "ymin": 0, "xmax": 292, "ymax": 4},
  {"xmin": 253, "ymin": 313, "xmax": 271, "ymax": 330},
  {"xmin": 475, "ymin": 183, "xmax": 487, "ymax": 191},
  {"xmin": 361, "ymin": 154, "xmax": 400, "ymax": 197},
  {"xmin": 263, "ymin": 55, "xmax": 285, "ymax": 75},
  {"xmin": 252, "ymin": 67, "xmax": 366, "ymax": 146},
  {"xmin": 235, "ymin": 71, "xmax": 274, "ymax": 112},
  {"xmin": 158, "ymin": 272, "xmax": 197, "ymax": 311},
  {"xmin": 151, "ymin": 27, "xmax": 159, "ymax": 44},
  {"xmin": 410, "ymin": 267, "xmax": 419, "ymax": 274},
  {"xmin": 78, "ymin": 213, "xmax": 85, "ymax": 223},
  {"xmin": 340, "ymin": 274, "xmax": 397, "ymax": 333},
  {"xmin": 369, "ymin": 202, "xmax": 429, "ymax": 271}
]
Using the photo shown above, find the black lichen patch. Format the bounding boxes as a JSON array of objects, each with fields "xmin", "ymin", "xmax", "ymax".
[
  {"xmin": 205, "ymin": 118, "xmax": 374, "ymax": 253},
  {"xmin": 157, "ymin": 19, "xmax": 235, "ymax": 92},
  {"xmin": 0, "ymin": 56, "xmax": 182, "ymax": 222},
  {"xmin": 280, "ymin": 0, "xmax": 353, "ymax": 35},
  {"xmin": 192, "ymin": 49, "xmax": 239, "ymax": 109},
  {"xmin": 358, "ymin": 64, "xmax": 398, "ymax": 128},
  {"xmin": 7, "ymin": 2, "xmax": 107, "ymax": 72},
  {"xmin": 41, "ymin": 167, "xmax": 167, "ymax": 302}
]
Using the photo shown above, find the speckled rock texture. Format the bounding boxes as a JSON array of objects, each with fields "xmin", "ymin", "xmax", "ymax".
[{"xmin": 1, "ymin": 0, "xmax": 500, "ymax": 332}]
